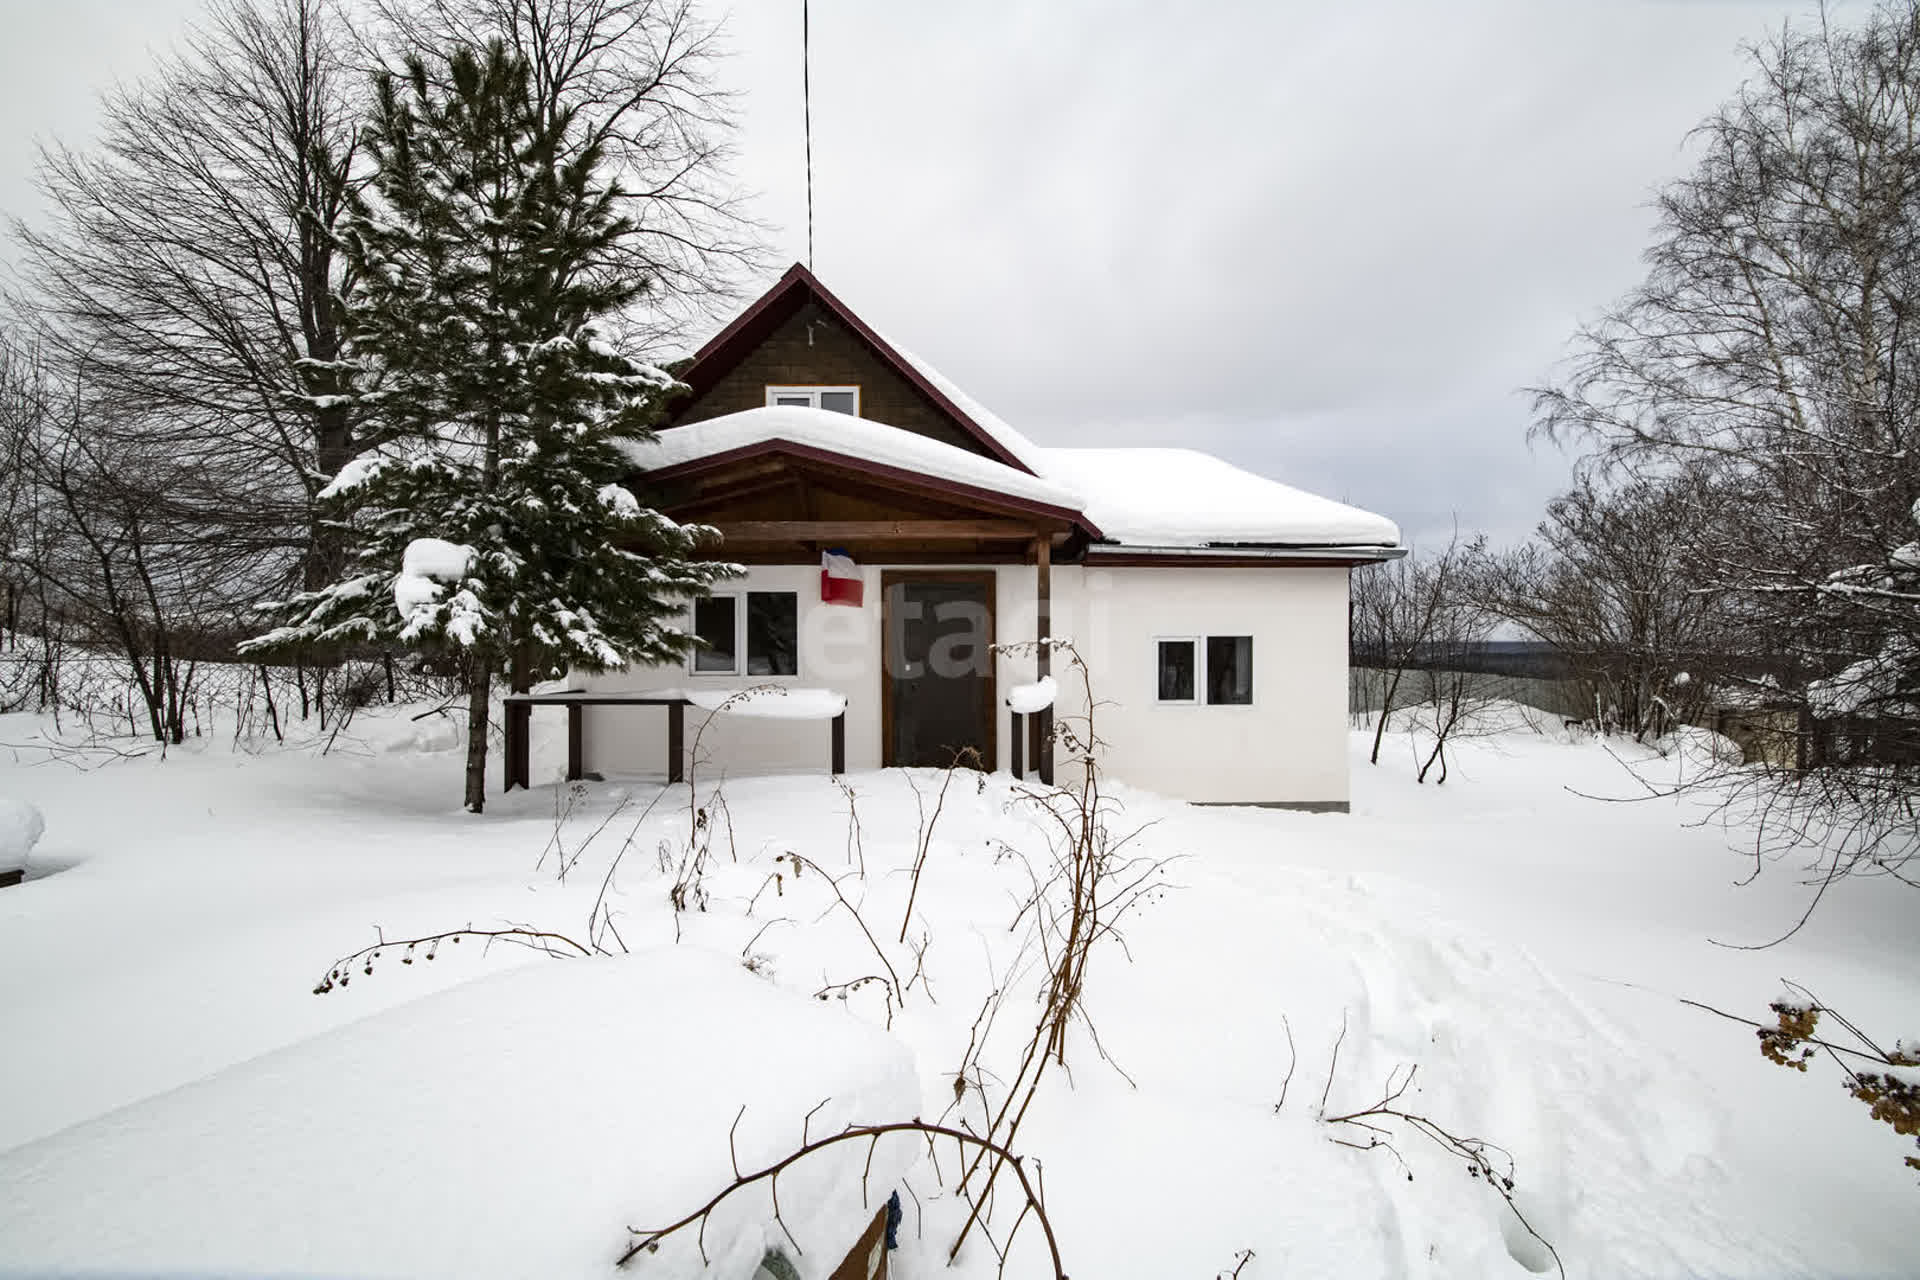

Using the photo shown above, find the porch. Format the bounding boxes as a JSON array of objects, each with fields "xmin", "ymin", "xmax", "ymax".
[{"xmin": 502, "ymin": 415, "xmax": 1088, "ymax": 790}]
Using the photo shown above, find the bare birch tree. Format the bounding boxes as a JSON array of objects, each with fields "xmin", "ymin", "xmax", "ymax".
[
  {"xmin": 1534, "ymin": 0, "xmax": 1920, "ymax": 898},
  {"xmin": 1350, "ymin": 534, "xmax": 1473, "ymax": 766}
]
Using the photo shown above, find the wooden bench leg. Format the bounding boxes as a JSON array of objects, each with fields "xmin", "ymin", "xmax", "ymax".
[
  {"xmin": 667, "ymin": 702, "xmax": 685, "ymax": 784},
  {"xmin": 504, "ymin": 701, "xmax": 531, "ymax": 792},
  {"xmin": 830, "ymin": 711, "xmax": 846, "ymax": 775},
  {"xmin": 1036, "ymin": 708, "xmax": 1054, "ymax": 786},
  {"xmin": 1010, "ymin": 710, "xmax": 1024, "ymax": 778}
]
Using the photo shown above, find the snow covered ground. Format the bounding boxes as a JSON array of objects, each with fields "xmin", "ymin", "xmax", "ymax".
[{"xmin": 0, "ymin": 701, "xmax": 1913, "ymax": 1278}]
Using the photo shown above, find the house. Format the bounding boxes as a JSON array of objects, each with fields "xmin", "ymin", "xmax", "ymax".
[{"xmin": 527, "ymin": 264, "xmax": 1402, "ymax": 810}]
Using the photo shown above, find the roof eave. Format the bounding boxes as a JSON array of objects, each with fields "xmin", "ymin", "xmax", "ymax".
[
  {"xmin": 635, "ymin": 437, "xmax": 1101, "ymax": 536},
  {"xmin": 1083, "ymin": 542, "xmax": 1407, "ymax": 566}
]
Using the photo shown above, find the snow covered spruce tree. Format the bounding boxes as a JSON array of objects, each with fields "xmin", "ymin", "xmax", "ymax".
[{"xmin": 245, "ymin": 40, "xmax": 731, "ymax": 812}]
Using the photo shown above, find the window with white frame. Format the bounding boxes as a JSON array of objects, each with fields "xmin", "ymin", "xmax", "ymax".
[
  {"xmin": 692, "ymin": 592, "xmax": 799, "ymax": 675},
  {"xmin": 1154, "ymin": 634, "xmax": 1253, "ymax": 705},
  {"xmin": 1155, "ymin": 638, "xmax": 1198, "ymax": 703},
  {"xmin": 766, "ymin": 385, "xmax": 859, "ymax": 415}
]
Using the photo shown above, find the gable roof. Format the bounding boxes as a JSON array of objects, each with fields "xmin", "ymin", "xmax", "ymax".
[
  {"xmin": 656, "ymin": 266, "xmax": 1403, "ymax": 558},
  {"xmin": 670, "ymin": 263, "xmax": 1039, "ymax": 474}
]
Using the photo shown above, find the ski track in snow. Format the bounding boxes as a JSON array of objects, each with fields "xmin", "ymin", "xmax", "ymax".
[{"xmin": 0, "ymin": 703, "xmax": 1914, "ymax": 1278}]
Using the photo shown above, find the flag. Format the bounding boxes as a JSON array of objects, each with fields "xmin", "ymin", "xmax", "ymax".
[{"xmin": 821, "ymin": 548, "xmax": 864, "ymax": 606}]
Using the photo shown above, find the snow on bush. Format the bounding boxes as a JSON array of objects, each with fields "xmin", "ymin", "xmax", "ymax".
[
  {"xmin": 0, "ymin": 796, "xmax": 45, "ymax": 876},
  {"xmin": 1004, "ymin": 675, "xmax": 1057, "ymax": 714}
]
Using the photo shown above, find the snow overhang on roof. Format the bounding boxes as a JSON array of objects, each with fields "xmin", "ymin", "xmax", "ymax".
[
  {"xmin": 1034, "ymin": 447, "xmax": 1403, "ymax": 555},
  {"xmin": 624, "ymin": 405, "xmax": 1089, "ymax": 526}
]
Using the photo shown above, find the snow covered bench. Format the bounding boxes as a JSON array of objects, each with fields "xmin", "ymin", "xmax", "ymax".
[{"xmin": 502, "ymin": 687, "xmax": 850, "ymax": 791}]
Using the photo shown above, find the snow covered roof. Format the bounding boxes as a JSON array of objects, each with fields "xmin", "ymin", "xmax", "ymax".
[
  {"xmin": 625, "ymin": 404, "xmax": 1086, "ymax": 516},
  {"xmin": 0, "ymin": 948, "xmax": 919, "ymax": 1279},
  {"xmin": 889, "ymin": 342, "xmax": 1049, "ymax": 474},
  {"xmin": 1036, "ymin": 446, "xmax": 1402, "ymax": 549}
]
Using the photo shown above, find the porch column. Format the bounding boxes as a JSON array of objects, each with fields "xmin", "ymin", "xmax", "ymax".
[
  {"xmin": 1034, "ymin": 537, "xmax": 1054, "ymax": 786},
  {"xmin": 504, "ymin": 699, "xmax": 531, "ymax": 792}
]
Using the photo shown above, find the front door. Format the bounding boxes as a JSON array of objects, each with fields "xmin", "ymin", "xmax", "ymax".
[{"xmin": 882, "ymin": 573, "xmax": 996, "ymax": 768}]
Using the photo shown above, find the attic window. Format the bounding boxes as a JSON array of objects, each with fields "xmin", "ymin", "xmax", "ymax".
[{"xmin": 768, "ymin": 385, "xmax": 859, "ymax": 415}]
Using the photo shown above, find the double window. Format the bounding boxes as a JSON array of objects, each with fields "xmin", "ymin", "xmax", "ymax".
[
  {"xmin": 1155, "ymin": 635, "xmax": 1253, "ymax": 705},
  {"xmin": 767, "ymin": 385, "xmax": 859, "ymax": 415},
  {"xmin": 692, "ymin": 592, "xmax": 799, "ymax": 676}
]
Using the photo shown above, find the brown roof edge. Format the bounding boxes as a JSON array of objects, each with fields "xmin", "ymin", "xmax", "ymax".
[
  {"xmin": 638, "ymin": 438, "xmax": 1100, "ymax": 537},
  {"xmin": 671, "ymin": 263, "xmax": 1039, "ymax": 477}
]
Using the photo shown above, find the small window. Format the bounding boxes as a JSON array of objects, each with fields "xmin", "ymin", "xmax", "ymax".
[
  {"xmin": 692, "ymin": 596, "xmax": 738, "ymax": 673},
  {"xmin": 1156, "ymin": 638, "xmax": 1197, "ymax": 703},
  {"xmin": 766, "ymin": 385, "xmax": 860, "ymax": 415},
  {"xmin": 746, "ymin": 592, "xmax": 798, "ymax": 675},
  {"xmin": 692, "ymin": 591, "xmax": 799, "ymax": 676},
  {"xmin": 1207, "ymin": 636, "xmax": 1253, "ymax": 705}
]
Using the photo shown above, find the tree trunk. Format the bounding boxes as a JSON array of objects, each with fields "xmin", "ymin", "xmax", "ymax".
[
  {"xmin": 1369, "ymin": 666, "xmax": 1405, "ymax": 765},
  {"xmin": 464, "ymin": 656, "xmax": 492, "ymax": 814}
]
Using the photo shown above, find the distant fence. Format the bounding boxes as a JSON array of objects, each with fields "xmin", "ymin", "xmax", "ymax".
[{"xmin": 1348, "ymin": 666, "xmax": 1588, "ymax": 722}]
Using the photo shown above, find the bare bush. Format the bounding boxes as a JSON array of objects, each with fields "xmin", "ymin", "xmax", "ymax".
[{"xmin": 1533, "ymin": 1, "xmax": 1920, "ymax": 898}]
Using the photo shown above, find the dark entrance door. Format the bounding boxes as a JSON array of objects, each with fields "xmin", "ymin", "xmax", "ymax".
[{"xmin": 882, "ymin": 573, "xmax": 996, "ymax": 768}]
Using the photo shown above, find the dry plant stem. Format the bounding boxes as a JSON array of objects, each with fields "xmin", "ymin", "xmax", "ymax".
[
  {"xmin": 312, "ymin": 924, "xmax": 593, "ymax": 994},
  {"xmin": 779, "ymin": 851, "xmax": 903, "ymax": 1002},
  {"xmin": 898, "ymin": 749, "xmax": 978, "ymax": 942},
  {"xmin": 1220, "ymin": 1248, "xmax": 1255, "ymax": 1280},
  {"xmin": 617, "ymin": 1119, "xmax": 1068, "ymax": 1279},
  {"xmin": 835, "ymin": 776, "xmax": 866, "ymax": 874},
  {"xmin": 1273, "ymin": 1014, "xmax": 1298, "ymax": 1112},
  {"xmin": 948, "ymin": 640, "xmax": 1172, "ymax": 1264},
  {"xmin": 1323, "ymin": 1059, "xmax": 1565, "ymax": 1280},
  {"xmin": 1678, "ymin": 995, "xmax": 1894, "ymax": 1066}
]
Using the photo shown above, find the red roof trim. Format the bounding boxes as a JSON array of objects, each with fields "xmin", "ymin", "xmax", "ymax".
[
  {"xmin": 639, "ymin": 438, "xmax": 1100, "ymax": 536},
  {"xmin": 670, "ymin": 263, "xmax": 1037, "ymax": 476}
]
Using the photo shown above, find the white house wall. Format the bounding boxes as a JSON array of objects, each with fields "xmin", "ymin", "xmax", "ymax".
[
  {"xmin": 1050, "ymin": 565, "xmax": 1351, "ymax": 809},
  {"xmin": 574, "ymin": 562, "xmax": 1351, "ymax": 808}
]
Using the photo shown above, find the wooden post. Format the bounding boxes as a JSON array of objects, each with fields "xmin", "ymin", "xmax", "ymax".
[
  {"xmin": 830, "ymin": 711, "xmax": 846, "ymax": 775},
  {"xmin": 1010, "ymin": 710, "xmax": 1024, "ymax": 779},
  {"xmin": 667, "ymin": 701, "xmax": 685, "ymax": 784},
  {"xmin": 1034, "ymin": 537, "xmax": 1053, "ymax": 786},
  {"xmin": 566, "ymin": 703, "xmax": 583, "ymax": 782},
  {"xmin": 504, "ymin": 699, "xmax": 531, "ymax": 792}
]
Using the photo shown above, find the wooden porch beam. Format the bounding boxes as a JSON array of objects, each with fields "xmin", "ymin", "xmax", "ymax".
[
  {"xmin": 710, "ymin": 519, "xmax": 1041, "ymax": 542},
  {"xmin": 1035, "ymin": 536, "xmax": 1054, "ymax": 786}
]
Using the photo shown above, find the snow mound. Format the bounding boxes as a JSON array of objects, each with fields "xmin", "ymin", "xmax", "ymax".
[
  {"xmin": 0, "ymin": 796, "xmax": 44, "ymax": 876},
  {"xmin": 0, "ymin": 948, "xmax": 920, "ymax": 1279}
]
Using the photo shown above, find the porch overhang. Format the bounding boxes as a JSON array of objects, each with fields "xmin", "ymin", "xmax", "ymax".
[{"xmin": 632, "ymin": 436, "xmax": 1097, "ymax": 563}]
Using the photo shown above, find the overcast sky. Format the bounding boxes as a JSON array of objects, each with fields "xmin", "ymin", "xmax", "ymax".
[{"xmin": 0, "ymin": 0, "xmax": 1842, "ymax": 546}]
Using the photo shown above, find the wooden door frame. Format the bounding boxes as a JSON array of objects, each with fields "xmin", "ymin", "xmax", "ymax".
[{"xmin": 879, "ymin": 569, "xmax": 998, "ymax": 769}]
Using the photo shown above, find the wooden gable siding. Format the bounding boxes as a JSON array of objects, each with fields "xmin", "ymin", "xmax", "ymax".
[{"xmin": 673, "ymin": 300, "xmax": 984, "ymax": 456}]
